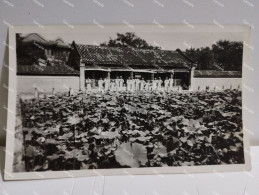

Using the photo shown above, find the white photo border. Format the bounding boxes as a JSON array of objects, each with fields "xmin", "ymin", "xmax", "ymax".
[{"xmin": 4, "ymin": 24, "xmax": 251, "ymax": 180}]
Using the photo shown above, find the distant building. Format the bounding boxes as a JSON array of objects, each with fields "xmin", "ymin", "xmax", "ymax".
[
  {"xmin": 67, "ymin": 41, "xmax": 196, "ymax": 90},
  {"xmin": 18, "ymin": 33, "xmax": 71, "ymax": 65}
]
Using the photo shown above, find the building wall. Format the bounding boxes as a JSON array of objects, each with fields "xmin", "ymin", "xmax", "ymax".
[
  {"xmin": 17, "ymin": 76, "xmax": 80, "ymax": 94},
  {"xmin": 192, "ymin": 77, "xmax": 242, "ymax": 91}
]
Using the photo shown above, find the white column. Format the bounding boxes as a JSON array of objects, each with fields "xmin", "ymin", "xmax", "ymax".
[
  {"xmin": 130, "ymin": 71, "xmax": 134, "ymax": 78},
  {"xmin": 80, "ymin": 63, "xmax": 85, "ymax": 91},
  {"xmin": 107, "ymin": 68, "xmax": 111, "ymax": 79},
  {"xmin": 151, "ymin": 72, "xmax": 154, "ymax": 80},
  {"xmin": 190, "ymin": 67, "xmax": 195, "ymax": 91}
]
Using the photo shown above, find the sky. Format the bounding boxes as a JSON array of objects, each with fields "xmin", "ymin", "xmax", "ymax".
[{"xmin": 23, "ymin": 30, "xmax": 244, "ymax": 51}]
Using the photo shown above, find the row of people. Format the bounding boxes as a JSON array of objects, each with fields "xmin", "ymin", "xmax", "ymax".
[{"xmin": 86, "ymin": 77, "xmax": 180, "ymax": 91}]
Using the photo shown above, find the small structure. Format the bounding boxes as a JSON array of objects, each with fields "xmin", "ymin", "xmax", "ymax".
[{"xmin": 67, "ymin": 42, "xmax": 196, "ymax": 90}]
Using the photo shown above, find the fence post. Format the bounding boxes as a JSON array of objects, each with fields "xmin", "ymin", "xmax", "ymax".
[
  {"xmin": 198, "ymin": 86, "xmax": 200, "ymax": 91},
  {"xmin": 52, "ymin": 87, "xmax": 55, "ymax": 95},
  {"xmin": 68, "ymin": 87, "xmax": 72, "ymax": 96},
  {"xmin": 238, "ymin": 85, "xmax": 240, "ymax": 90},
  {"xmin": 190, "ymin": 66, "xmax": 195, "ymax": 91},
  {"xmin": 222, "ymin": 85, "xmax": 224, "ymax": 90},
  {"xmin": 80, "ymin": 62, "xmax": 85, "ymax": 91},
  {"xmin": 230, "ymin": 85, "xmax": 232, "ymax": 90},
  {"xmin": 34, "ymin": 87, "xmax": 39, "ymax": 98}
]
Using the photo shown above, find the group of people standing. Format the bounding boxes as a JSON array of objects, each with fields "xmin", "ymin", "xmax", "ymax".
[{"xmin": 86, "ymin": 76, "xmax": 179, "ymax": 92}]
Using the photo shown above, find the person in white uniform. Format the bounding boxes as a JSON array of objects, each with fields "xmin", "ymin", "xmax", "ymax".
[
  {"xmin": 157, "ymin": 77, "xmax": 162, "ymax": 91},
  {"xmin": 115, "ymin": 76, "xmax": 120, "ymax": 91},
  {"xmin": 110, "ymin": 80, "xmax": 116, "ymax": 92},
  {"xmin": 104, "ymin": 78, "xmax": 110, "ymax": 91},
  {"xmin": 144, "ymin": 80, "xmax": 149, "ymax": 91},
  {"xmin": 169, "ymin": 77, "xmax": 174, "ymax": 91},
  {"xmin": 127, "ymin": 77, "xmax": 132, "ymax": 91},
  {"xmin": 140, "ymin": 78, "xmax": 145, "ymax": 91},
  {"xmin": 119, "ymin": 76, "xmax": 124, "ymax": 91},
  {"xmin": 164, "ymin": 77, "xmax": 169, "ymax": 91},
  {"xmin": 135, "ymin": 78, "xmax": 140, "ymax": 91},
  {"xmin": 98, "ymin": 78, "xmax": 104, "ymax": 92},
  {"xmin": 86, "ymin": 78, "xmax": 92, "ymax": 91},
  {"xmin": 131, "ymin": 78, "xmax": 136, "ymax": 91},
  {"xmin": 152, "ymin": 78, "xmax": 157, "ymax": 91}
]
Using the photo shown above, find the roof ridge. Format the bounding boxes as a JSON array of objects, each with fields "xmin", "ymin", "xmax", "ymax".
[
  {"xmin": 74, "ymin": 43, "xmax": 179, "ymax": 53},
  {"xmin": 22, "ymin": 33, "xmax": 48, "ymax": 43}
]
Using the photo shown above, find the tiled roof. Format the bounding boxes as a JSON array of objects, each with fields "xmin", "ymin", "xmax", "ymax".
[
  {"xmin": 17, "ymin": 64, "xmax": 79, "ymax": 76},
  {"xmin": 194, "ymin": 70, "xmax": 242, "ymax": 78},
  {"xmin": 74, "ymin": 44, "xmax": 194, "ymax": 70}
]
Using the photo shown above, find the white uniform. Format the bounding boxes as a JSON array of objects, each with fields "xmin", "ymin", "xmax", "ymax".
[
  {"xmin": 115, "ymin": 79, "xmax": 120, "ymax": 90},
  {"xmin": 140, "ymin": 80, "xmax": 145, "ymax": 91},
  {"xmin": 146, "ymin": 82, "xmax": 151, "ymax": 91},
  {"xmin": 110, "ymin": 82, "xmax": 115, "ymax": 92},
  {"xmin": 127, "ymin": 79, "xmax": 131, "ymax": 91},
  {"xmin": 119, "ymin": 79, "xmax": 124, "ymax": 90},
  {"xmin": 135, "ymin": 79, "xmax": 140, "ymax": 91},
  {"xmin": 98, "ymin": 80, "xmax": 104, "ymax": 91},
  {"xmin": 169, "ymin": 78, "xmax": 174, "ymax": 90},
  {"xmin": 131, "ymin": 79, "xmax": 136, "ymax": 91},
  {"xmin": 104, "ymin": 79, "xmax": 110, "ymax": 91},
  {"xmin": 157, "ymin": 80, "xmax": 162, "ymax": 91},
  {"xmin": 152, "ymin": 80, "xmax": 157, "ymax": 91},
  {"xmin": 86, "ymin": 79, "xmax": 92, "ymax": 91},
  {"xmin": 164, "ymin": 79, "xmax": 169, "ymax": 91}
]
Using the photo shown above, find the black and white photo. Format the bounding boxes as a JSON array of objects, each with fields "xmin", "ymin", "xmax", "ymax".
[{"xmin": 4, "ymin": 25, "xmax": 251, "ymax": 180}]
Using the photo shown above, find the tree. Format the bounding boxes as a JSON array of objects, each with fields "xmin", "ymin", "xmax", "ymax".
[
  {"xmin": 100, "ymin": 32, "xmax": 161, "ymax": 50},
  {"xmin": 184, "ymin": 48, "xmax": 199, "ymax": 63},
  {"xmin": 197, "ymin": 47, "xmax": 215, "ymax": 70},
  {"xmin": 184, "ymin": 40, "xmax": 243, "ymax": 71},
  {"xmin": 212, "ymin": 40, "xmax": 243, "ymax": 71},
  {"xmin": 185, "ymin": 47, "xmax": 214, "ymax": 70}
]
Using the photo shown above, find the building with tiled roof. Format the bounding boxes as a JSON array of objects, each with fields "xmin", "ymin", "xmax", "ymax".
[
  {"xmin": 19, "ymin": 33, "xmax": 71, "ymax": 64},
  {"xmin": 68, "ymin": 42, "xmax": 194, "ymax": 70},
  {"xmin": 68, "ymin": 41, "xmax": 196, "ymax": 90}
]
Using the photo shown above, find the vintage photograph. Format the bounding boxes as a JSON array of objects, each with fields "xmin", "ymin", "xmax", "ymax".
[{"xmin": 5, "ymin": 25, "xmax": 251, "ymax": 180}]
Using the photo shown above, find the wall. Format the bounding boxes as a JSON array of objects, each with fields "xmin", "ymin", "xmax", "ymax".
[
  {"xmin": 17, "ymin": 76, "xmax": 80, "ymax": 94},
  {"xmin": 191, "ymin": 77, "xmax": 242, "ymax": 91},
  {"xmin": 17, "ymin": 76, "xmax": 242, "ymax": 93}
]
